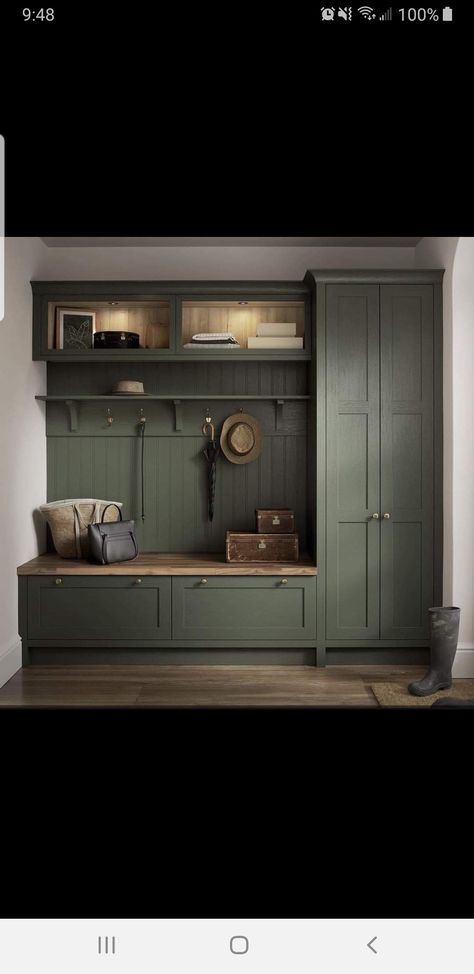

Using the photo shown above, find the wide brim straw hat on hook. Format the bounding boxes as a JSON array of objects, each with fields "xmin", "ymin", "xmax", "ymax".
[{"xmin": 220, "ymin": 412, "xmax": 264, "ymax": 465}]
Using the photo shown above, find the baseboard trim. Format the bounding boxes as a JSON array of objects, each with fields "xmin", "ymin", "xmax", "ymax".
[
  {"xmin": 0, "ymin": 638, "xmax": 22, "ymax": 688},
  {"xmin": 453, "ymin": 648, "xmax": 474, "ymax": 678},
  {"xmin": 326, "ymin": 647, "xmax": 430, "ymax": 665},
  {"xmin": 28, "ymin": 648, "xmax": 317, "ymax": 665}
]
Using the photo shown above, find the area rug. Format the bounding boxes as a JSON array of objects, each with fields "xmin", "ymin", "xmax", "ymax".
[{"xmin": 371, "ymin": 681, "xmax": 474, "ymax": 707}]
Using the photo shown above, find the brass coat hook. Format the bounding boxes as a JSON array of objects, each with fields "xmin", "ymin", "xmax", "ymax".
[
  {"xmin": 106, "ymin": 408, "xmax": 114, "ymax": 426},
  {"xmin": 202, "ymin": 409, "xmax": 215, "ymax": 441}
]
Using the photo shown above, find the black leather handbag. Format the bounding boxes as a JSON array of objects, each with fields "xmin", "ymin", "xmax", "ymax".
[{"xmin": 88, "ymin": 505, "xmax": 139, "ymax": 564}]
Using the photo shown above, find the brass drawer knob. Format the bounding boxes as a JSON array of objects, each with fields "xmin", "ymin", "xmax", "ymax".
[
  {"xmin": 371, "ymin": 513, "xmax": 380, "ymax": 519},
  {"xmin": 135, "ymin": 578, "xmax": 142, "ymax": 584},
  {"xmin": 201, "ymin": 578, "xmax": 208, "ymax": 584},
  {"xmin": 55, "ymin": 577, "xmax": 63, "ymax": 585},
  {"xmin": 383, "ymin": 512, "xmax": 391, "ymax": 519},
  {"xmin": 280, "ymin": 578, "xmax": 288, "ymax": 585}
]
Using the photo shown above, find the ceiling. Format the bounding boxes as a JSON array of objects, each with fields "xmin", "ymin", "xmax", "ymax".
[{"xmin": 40, "ymin": 236, "xmax": 423, "ymax": 248}]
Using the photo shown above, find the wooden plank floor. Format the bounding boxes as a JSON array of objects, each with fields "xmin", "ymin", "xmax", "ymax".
[{"xmin": 0, "ymin": 664, "xmax": 429, "ymax": 707}]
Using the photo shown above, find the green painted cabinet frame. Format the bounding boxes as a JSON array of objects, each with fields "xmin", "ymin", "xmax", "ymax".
[
  {"xmin": 19, "ymin": 574, "xmax": 317, "ymax": 664},
  {"xmin": 27, "ymin": 575, "xmax": 172, "ymax": 641},
  {"xmin": 31, "ymin": 280, "xmax": 312, "ymax": 362},
  {"xmin": 172, "ymin": 576, "xmax": 317, "ymax": 641},
  {"xmin": 307, "ymin": 270, "xmax": 444, "ymax": 665}
]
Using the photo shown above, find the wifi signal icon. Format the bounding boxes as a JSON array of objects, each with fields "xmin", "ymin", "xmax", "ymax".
[{"xmin": 358, "ymin": 5, "xmax": 376, "ymax": 16}]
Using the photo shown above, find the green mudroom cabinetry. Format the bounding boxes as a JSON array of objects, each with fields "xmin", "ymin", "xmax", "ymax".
[
  {"xmin": 27, "ymin": 575, "xmax": 172, "ymax": 641},
  {"xmin": 313, "ymin": 271, "xmax": 443, "ymax": 663},
  {"xmin": 18, "ymin": 271, "xmax": 443, "ymax": 666},
  {"xmin": 172, "ymin": 576, "xmax": 316, "ymax": 642}
]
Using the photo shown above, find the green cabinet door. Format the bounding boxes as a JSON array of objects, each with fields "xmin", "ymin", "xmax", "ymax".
[
  {"xmin": 172, "ymin": 576, "xmax": 316, "ymax": 641},
  {"xmin": 326, "ymin": 285, "xmax": 380, "ymax": 639},
  {"xmin": 380, "ymin": 285, "xmax": 434, "ymax": 638},
  {"xmin": 28, "ymin": 576, "xmax": 172, "ymax": 640}
]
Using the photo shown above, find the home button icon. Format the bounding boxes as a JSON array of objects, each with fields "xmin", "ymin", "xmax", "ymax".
[{"xmin": 230, "ymin": 936, "xmax": 249, "ymax": 955}]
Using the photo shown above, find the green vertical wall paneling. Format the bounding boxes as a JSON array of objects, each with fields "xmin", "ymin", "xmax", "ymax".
[
  {"xmin": 45, "ymin": 359, "xmax": 310, "ymax": 555},
  {"xmin": 325, "ymin": 285, "xmax": 381, "ymax": 639},
  {"xmin": 47, "ymin": 432, "xmax": 308, "ymax": 553},
  {"xmin": 380, "ymin": 284, "xmax": 434, "ymax": 638},
  {"xmin": 47, "ymin": 360, "xmax": 310, "ymax": 397}
]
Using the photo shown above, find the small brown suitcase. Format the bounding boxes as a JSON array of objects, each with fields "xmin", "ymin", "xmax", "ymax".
[
  {"xmin": 255, "ymin": 508, "xmax": 295, "ymax": 534},
  {"xmin": 226, "ymin": 531, "xmax": 299, "ymax": 563}
]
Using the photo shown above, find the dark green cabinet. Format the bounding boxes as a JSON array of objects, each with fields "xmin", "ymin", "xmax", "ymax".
[
  {"xmin": 28, "ymin": 576, "xmax": 171, "ymax": 640},
  {"xmin": 379, "ymin": 285, "xmax": 434, "ymax": 638},
  {"xmin": 172, "ymin": 576, "xmax": 317, "ymax": 641},
  {"xmin": 20, "ymin": 573, "xmax": 316, "ymax": 661},
  {"xmin": 326, "ymin": 285, "xmax": 380, "ymax": 640},
  {"xmin": 325, "ymin": 282, "xmax": 437, "ymax": 642}
]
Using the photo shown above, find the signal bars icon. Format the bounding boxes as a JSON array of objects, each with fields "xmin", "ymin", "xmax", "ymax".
[{"xmin": 379, "ymin": 6, "xmax": 392, "ymax": 17}]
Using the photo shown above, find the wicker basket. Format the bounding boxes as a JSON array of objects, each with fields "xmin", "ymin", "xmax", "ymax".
[{"xmin": 39, "ymin": 498, "xmax": 123, "ymax": 559}]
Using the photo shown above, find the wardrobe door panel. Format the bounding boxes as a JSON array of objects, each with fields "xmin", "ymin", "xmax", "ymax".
[
  {"xmin": 326, "ymin": 286, "xmax": 380, "ymax": 640},
  {"xmin": 380, "ymin": 285, "xmax": 434, "ymax": 638}
]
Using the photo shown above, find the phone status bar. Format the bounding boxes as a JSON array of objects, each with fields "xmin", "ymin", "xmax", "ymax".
[{"xmin": 320, "ymin": 5, "xmax": 454, "ymax": 20}]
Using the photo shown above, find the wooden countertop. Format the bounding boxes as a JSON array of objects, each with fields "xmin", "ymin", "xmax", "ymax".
[{"xmin": 17, "ymin": 552, "xmax": 318, "ymax": 576}]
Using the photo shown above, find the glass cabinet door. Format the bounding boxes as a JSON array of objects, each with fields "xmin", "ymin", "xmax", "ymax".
[
  {"xmin": 180, "ymin": 298, "xmax": 308, "ymax": 352},
  {"xmin": 45, "ymin": 298, "xmax": 172, "ymax": 352}
]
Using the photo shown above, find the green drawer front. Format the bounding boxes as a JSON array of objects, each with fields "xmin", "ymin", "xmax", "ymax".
[
  {"xmin": 172, "ymin": 576, "xmax": 316, "ymax": 640},
  {"xmin": 28, "ymin": 576, "xmax": 171, "ymax": 640}
]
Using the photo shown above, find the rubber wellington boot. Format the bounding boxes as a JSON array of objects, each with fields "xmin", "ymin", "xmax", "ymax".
[{"xmin": 409, "ymin": 606, "xmax": 461, "ymax": 697}]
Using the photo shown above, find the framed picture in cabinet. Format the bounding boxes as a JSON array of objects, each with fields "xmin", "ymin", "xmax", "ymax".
[{"xmin": 55, "ymin": 308, "xmax": 97, "ymax": 350}]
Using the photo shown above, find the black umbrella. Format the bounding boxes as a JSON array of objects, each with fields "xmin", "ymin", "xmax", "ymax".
[{"xmin": 202, "ymin": 414, "xmax": 221, "ymax": 521}]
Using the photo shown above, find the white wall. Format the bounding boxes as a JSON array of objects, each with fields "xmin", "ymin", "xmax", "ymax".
[
  {"xmin": 450, "ymin": 239, "xmax": 474, "ymax": 670},
  {"xmin": 0, "ymin": 237, "xmax": 47, "ymax": 686},
  {"xmin": 416, "ymin": 237, "xmax": 474, "ymax": 675},
  {"xmin": 37, "ymin": 245, "xmax": 416, "ymax": 280}
]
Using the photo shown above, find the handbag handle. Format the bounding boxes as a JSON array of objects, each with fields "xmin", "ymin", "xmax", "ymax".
[
  {"xmin": 72, "ymin": 505, "xmax": 83, "ymax": 559},
  {"xmin": 101, "ymin": 503, "xmax": 123, "ymax": 523}
]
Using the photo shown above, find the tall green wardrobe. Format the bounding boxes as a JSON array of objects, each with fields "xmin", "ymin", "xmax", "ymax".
[{"xmin": 309, "ymin": 271, "xmax": 443, "ymax": 665}]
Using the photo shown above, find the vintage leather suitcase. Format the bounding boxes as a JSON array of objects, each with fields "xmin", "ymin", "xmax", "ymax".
[
  {"xmin": 226, "ymin": 531, "xmax": 299, "ymax": 563},
  {"xmin": 255, "ymin": 508, "xmax": 295, "ymax": 533}
]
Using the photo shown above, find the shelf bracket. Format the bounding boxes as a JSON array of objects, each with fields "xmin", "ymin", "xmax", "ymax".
[
  {"xmin": 65, "ymin": 399, "xmax": 79, "ymax": 433},
  {"xmin": 173, "ymin": 399, "xmax": 183, "ymax": 432},
  {"xmin": 275, "ymin": 399, "xmax": 285, "ymax": 431}
]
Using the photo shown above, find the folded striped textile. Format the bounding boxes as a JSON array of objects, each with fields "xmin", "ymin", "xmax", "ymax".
[{"xmin": 190, "ymin": 332, "xmax": 240, "ymax": 345}]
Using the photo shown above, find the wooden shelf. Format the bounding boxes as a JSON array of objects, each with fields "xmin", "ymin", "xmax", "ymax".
[
  {"xmin": 36, "ymin": 395, "xmax": 311, "ymax": 401},
  {"xmin": 18, "ymin": 552, "xmax": 318, "ymax": 577},
  {"xmin": 36, "ymin": 395, "xmax": 311, "ymax": 432},
  {"xmin": 38, "ymin": 351, "xmax": 312, "ymax": 362}
]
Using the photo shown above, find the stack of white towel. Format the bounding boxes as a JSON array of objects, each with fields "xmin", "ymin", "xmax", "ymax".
[{"xmin": 184, "ymin": 332, "xmax": 241, "ymax": 348}]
